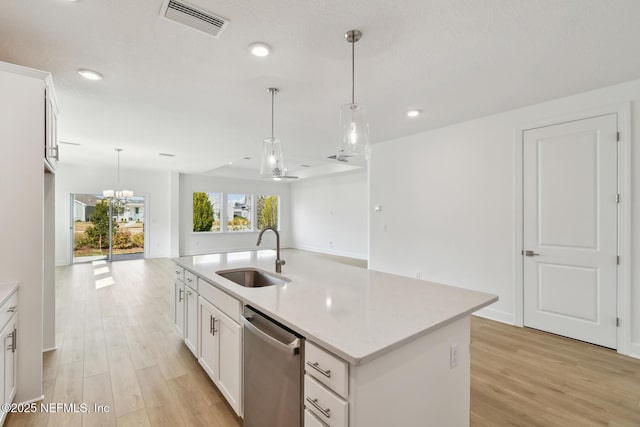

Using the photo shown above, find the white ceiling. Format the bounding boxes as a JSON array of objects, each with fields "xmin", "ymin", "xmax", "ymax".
[{"xmin": 1, "ymin": 0, "xmax": 640, "ymax": 178}]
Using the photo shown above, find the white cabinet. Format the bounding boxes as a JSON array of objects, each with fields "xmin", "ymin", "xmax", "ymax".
[
  {"xmin": 304, "ymin": 342, "xmax": 349, "ymax": 427},
  {"xmin": 184, "ymin": 285, "xmax": 198, "ymax": 355},
  {"xmin": 0, "ymin": 287, "xmax": 18, "ymax": 425},
  {"xmin": 174, "ymin": 281, "xmax": 184, "ymax": 335},
  {"xmin": 198, "ymin": 296, "xmax": 242, "ymax": 416},
  {"xmin": 3, "ymin": 317, "xmax": 17, "ymax": 405}
]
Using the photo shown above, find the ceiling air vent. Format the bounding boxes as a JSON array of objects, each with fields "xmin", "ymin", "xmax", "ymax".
[
  {"xmin": 160, "ymin": 0, "xmax": 229, "ymax": 38},
  {"xmin": 327, "ymin": 154, "xmax": 350, "ymax": 162}
]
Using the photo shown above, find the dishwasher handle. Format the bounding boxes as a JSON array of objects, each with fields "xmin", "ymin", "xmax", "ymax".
[{"xmin": 242, "ymin": 315, "xmax": 301, "ymax": 355}]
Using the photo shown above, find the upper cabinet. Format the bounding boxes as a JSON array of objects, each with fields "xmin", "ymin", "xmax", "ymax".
[{"xmin": 44, "ymin": 82, "xmax": 59, "ymax": 173}]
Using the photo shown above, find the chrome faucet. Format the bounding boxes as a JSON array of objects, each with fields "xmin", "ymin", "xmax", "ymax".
[{"xmin": 256, "ymin": 227, "xmax": 285, "ymax": 273}]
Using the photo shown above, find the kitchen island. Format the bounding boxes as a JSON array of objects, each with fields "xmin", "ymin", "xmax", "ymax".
[{"xmin": 173, "ymin": 249, "xmax": 497, "ymax": 426}]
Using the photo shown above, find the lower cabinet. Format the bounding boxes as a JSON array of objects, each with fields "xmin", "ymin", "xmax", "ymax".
[
  {"xmin": 184, "ymin": 285, "xmax": 198, "ymax": 355},
  {"xmin": 198, "ymin": 296, "xmax": 242, "ymax": 416},
  {"xmin": 2, "ymin": 317, "xmax": 16, "ymax": 406},
  {"xmin": 0, "ymin": 287, "xmax": 18, "ymax": 425},
  {"xmin": 174, "ymin": 281, "xmax": 184, "ymax": 335}
]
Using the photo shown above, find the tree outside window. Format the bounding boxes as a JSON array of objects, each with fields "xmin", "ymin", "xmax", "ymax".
[
  {"xmin": 257, "ymin": 195, "xmax": 279, "ymax": 230},
  {"xmin": 193, "ymin": 192, "xmax": 221, "ymax": 232}
]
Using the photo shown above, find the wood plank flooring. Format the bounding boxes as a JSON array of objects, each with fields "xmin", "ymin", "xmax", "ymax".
[{"xmin": 6, "ymin": 258, "xmax": 640, "ymax": 426}]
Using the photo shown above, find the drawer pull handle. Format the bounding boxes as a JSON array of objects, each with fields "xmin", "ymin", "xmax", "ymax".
[
  {"xmin": 187, "ymin": 278, "xmax": 193, "ymax": 282},
  {"xmin": 306, "ymin": 361, "xmax": 331, "ymax": 378},
  {"xmin": 178, "ymin": 289, "xmax": 184, "ymax": 302},
  {"xmin": 175, "ymin": 270, "xmax": 180, "ymax": 274},
  {"xmin": 7, "ymin": 306, "xmax": 16, "ymax": 313},
  {"xmin": 306, "ymin": 397, "xmax": 331, "ymax": 419}
]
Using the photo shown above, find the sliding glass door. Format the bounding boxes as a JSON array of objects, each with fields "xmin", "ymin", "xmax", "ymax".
[{"xmin": 72, "ymin": 194, "xmax": 145, "ymax": 263}]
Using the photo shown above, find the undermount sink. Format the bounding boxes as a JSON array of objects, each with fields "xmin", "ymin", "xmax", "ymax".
[{"xmin": 216, "ymin": 268, "xmax": 289, "ymax": 288}]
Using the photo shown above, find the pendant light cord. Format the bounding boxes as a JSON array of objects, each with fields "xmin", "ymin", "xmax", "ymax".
[
  {"xmin": 351, "ymin": 33, "xmax": 355, "ymax": 105},
  {"xmin": 271, "ymin": 89, "xmax": 275, "ymax": 139}
]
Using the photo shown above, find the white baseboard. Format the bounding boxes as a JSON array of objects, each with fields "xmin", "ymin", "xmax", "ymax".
[
  {"xmin": 629, "ymin": 342, "xmax": 640, "ymax": 360},
  {"xmin": 472, "ymin": 307, "xmax": 515, "ymax": 325},
  {"xmin": 290, "ymin": 244, "xmax": 367, "ymax": 260},
  {"xmin": 43, "ymin": 346, "xmax": 58, "ymax": 352},
  {"xmin": 19, "ymin": 394, "xmax": 44, "ymax": 405}
]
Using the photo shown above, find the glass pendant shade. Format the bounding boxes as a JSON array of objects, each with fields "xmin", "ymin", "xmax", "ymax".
[
  {"xmin": 260, "ymin": 136, "xmax": 285, "ymax": 180},
  {"xmin": 338, "ymin": 30, "xmax": 370, "ymax": 161},
  {"xmin": 338, "ymin": 102, "xmax": 370, "ymax": 160}
]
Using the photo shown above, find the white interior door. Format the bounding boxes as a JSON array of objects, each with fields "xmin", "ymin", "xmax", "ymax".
[{"xmin": 523, "ymin": 114, "xmax": 618, "ymax": 349}]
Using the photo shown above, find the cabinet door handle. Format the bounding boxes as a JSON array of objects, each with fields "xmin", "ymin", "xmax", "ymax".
[
  {"xmin": 306, "ymin": 361, "xmax": 332, "ymax": 378},
  {"xmin": 51, "ymin": 146, "xmax": 59, "ymax": 161},
  {"xmin": 209, "ymin": 315, "xmax": 214, "ymax": 334},
  {"xmin": 212, "ymin": 317, "xmax": 218, "ymax": 336},
  {"xmin": 12, "ymin": 327, "xmax": 16, "ymax": 353},
  {"xmin": 306, "ymin": 397, "xmax": 331, "ymax": 419},
  {"xmin": 178, "ymin": 289, "xmax": 183, "ymax": 302}
]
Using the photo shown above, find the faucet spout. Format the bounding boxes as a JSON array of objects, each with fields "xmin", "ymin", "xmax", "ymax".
[{"xmin": 256, "ymin": 227, "xmax": 285, "ymax": 273}]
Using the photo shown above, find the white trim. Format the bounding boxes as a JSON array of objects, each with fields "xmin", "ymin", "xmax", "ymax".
[
  {"xmin": 42, "ymin": 346, "xmax": 58, "ymax": 352},
  {"xmin": 0, "ymin": 60, "xmax": 50, "ymax": 80},
  {"xmin": 629, "ymin": 342, "xmax": 640, "ymax": 360},
  {"xmin": 18, "ymin": 394, "xmax": 45, "ymax": 405},
  {"xmin": 290, "ymin": 244, "xmax": 368, "ymax": 261},
  {"xmin": 513, "ymin": 102, "xmax": 632, "ymax": 356},
  {"xmin": 472, "ymin": 308, "xmax": 515, "ymax": 325},
  {"xmin": 616, "ymin": 102, "xmax": 632, "ymax": 355}
]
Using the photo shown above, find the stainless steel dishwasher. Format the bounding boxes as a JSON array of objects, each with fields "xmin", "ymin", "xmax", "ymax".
[{"xmin": 242, "ymin": 306, "xmax": 304, "ymax": 427}]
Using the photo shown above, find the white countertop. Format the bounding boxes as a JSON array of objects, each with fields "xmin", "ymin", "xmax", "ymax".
[
  {"xmin": 174, "ymin": 249, "xmax": 497, "ymax": 365},
  {"xmin": 0, "ymin": 282, "xmax": 18, "ymax": 306}
]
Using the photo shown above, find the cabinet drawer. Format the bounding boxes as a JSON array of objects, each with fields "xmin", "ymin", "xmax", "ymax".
[
  {"xmin": 304, "ymin": 375, "xmax": 347, "ymax": 427},
  {"xmin": 184, "ymin": 270, "xmax": 197, "ymax": 290},
  {"xmin": 0, "ymin": 291, "xmax": 18, "ymax": 332},
  {"xmin": 174, "ymin": 265, "xmax": 184, "ymax": 282},
  {"xmin": 199, "ymin": 280, "xmax": 241, "ymax": 323},
  {"xmin": 305, "ymin": 342, "xmax": 348, "ymax": 398},
  {"xmin": 305, "ymin": 409, "xmax": 328, "ymax": 427}
]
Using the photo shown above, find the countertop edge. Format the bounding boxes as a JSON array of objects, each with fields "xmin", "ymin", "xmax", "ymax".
[
  {"xmin": 173, "ymin": 257, "xmax": 498, "ymax": 366},
  {"xmin": 0, "ymin": 282, "xmax": 19, "ymax": 307}
]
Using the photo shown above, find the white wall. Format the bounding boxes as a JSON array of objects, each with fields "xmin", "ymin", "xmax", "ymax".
[
  {"xmin": 55, "ymin": 164, "xmax": 172, "ymax": 265},
  {"xmin": 369, "ymin": 78, "xmax": 640, "ymax": 357},
  {"xmin": 179, "ymin": 174, "xmax": 291, "ymax": 255},
  {"xmin": 0, "ymin": 68, "xmax": 45, "ymax": 403},
  {"xmin": 290, "ymin": 172, "xmax": 368, "ymax": 259}
]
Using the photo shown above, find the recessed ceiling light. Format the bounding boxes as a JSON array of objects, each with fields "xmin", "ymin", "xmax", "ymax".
[
  {"xmin": 249, "ymin": 42, "xmax": 271, "ymax": 57},
  {"xmin": 300, "ymin": 164, "xmax": 311, "ymax": 168},
  {"xmin": 228, "ymin": 161, "xmax": 233, "ymax": 165},
  {"xmin": 77, "ymin": 69, "xmax": 103, "ymax": 81},
  {"xmin": 159, "ymin": 152, "xmax": 175, "ymax": 157},
  {"xmin": 406, "ymin": 109, "xmax": 422, "ymax": 118}
]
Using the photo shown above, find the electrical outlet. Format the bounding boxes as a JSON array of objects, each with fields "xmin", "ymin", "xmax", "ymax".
[{"xmin": 450, "ymin": 344, "xmax": 458, "ymax": 368}]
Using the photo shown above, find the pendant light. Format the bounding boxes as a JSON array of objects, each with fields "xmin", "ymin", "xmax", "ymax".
[
  {"xmin": 103, "ymin": 148, "xmax": 133, "ymax": 201},
  {"xmin": 260, "ymin": 88, "xmax": 294, "ymax": 180},
  {"xmin": 337, "ymin": 29, "xmax": 370, "ymax": 161}
]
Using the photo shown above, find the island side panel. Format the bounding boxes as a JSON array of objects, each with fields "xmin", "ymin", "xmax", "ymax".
[{"xmin": 349, "ymin": 316, "xmax": 471, "ymax": 427}]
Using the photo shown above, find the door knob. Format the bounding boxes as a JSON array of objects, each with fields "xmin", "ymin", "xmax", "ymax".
[{"xmin": 524, "ymin": 250, "xmax": 540, "ymax": 257}]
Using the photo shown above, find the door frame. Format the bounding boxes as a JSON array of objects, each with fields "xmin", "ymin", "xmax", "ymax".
[{"xmin": 513, "ymin": 102, "xmax": 631, "ymax": 355}]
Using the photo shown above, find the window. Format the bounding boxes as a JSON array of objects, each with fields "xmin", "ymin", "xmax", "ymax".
[
  {"xmin": 192, "ymin": 192, "xmax": 279, "ymax": 233},
  {"xmin": 257, "ymin": 195, "xmax": 279, "ymax": 229},
  {"xmin": 193, "ymin": 192, "xmax": 221, "ymax": 232},
  {"xmin": 227, "ymin": 193, "xmax": 252, "ymax": 232}
]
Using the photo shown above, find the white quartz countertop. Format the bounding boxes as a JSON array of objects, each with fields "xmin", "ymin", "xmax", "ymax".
[{"xmin": 174, "ymin": 249, "xmax": 497, "ymax": 365}]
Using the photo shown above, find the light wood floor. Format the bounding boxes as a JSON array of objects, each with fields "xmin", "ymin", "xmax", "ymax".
[{"xmin": 6, "ymin": 258, "xmax": 640, "ymax": 426}]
